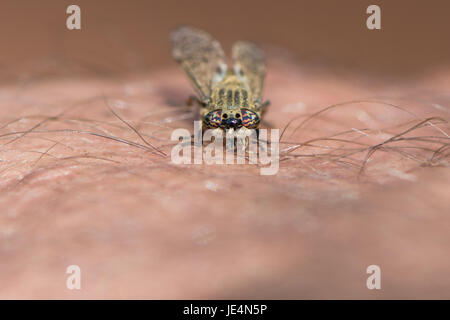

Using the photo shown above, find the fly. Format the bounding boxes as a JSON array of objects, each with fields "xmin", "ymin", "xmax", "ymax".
[{"xmin": 170, "ymin": 26, "xmax": 270, "ymax": 133}]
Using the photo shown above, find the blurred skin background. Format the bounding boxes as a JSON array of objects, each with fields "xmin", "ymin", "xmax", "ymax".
[
  {"xmin": 0, "ymin": 0, "xmax": 449, "ymax": 299},
  {"xmin": 0, "ymin": 0, "xmax": 449, "ymax": 78}
]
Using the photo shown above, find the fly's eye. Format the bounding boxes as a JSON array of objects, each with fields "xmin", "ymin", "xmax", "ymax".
[
  {"xmin": 222, "ymin": 113, "xmax": 228, "ymax": 119},
  {"xmin": 204, "ymin": 109, "xmax": 222, "ymax": 128},
  {"xmin": 241, "ymin": 109, "xmax": 260, "ymax": 128}
]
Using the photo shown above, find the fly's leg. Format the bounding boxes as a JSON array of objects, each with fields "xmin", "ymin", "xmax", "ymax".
[
  {"xmin": 187, "ymin": 95, "xmax": 210, "ymax": 108},
  {"xmin": 261, "ymin": 100, "xmax": 270, "ymax": 115},
  {"xmin": 186, "ymin": 95, "xmax": 203, "ymax": 107},
  {"xmin": 187, "ymin": 95, "xmax": 208, "ymax": 121}
]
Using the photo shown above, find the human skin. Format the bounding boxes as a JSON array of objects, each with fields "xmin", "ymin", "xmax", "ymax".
[{"xmin": 0, "ymin": 58, "xmax": 449, "ymax": 299}]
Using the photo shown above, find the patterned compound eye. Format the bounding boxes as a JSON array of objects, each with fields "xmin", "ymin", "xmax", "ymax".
[
  {"xmin": 241, "ymin": 109, "xmax": 260, "ymax": 129},
  {"xmin": 204, "ymin": 109, "xmax": 222, "ymax": 128}
]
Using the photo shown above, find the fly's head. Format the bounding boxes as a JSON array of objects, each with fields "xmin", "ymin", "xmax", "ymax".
[{"xmin": 203, "ymin": 108, "xmax": 260, "ymax": 130}]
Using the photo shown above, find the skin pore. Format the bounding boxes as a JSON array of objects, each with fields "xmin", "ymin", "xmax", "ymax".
[{"xmin": 0, "ymin": 56, "xmax": 449, "ymax": 299}]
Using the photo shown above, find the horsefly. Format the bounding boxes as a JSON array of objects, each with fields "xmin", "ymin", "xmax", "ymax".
[{"xmin": 170, "ymin": 26, "xmax": 270, "ymax": 138}]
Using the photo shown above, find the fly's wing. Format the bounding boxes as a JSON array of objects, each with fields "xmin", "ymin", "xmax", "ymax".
[
  {"xmin": 232, "ymin": 41, "xmax": 266, "ymax": 103},
  {"xmin": 170, "ymin": 26, "xmax": 227, "ymax": 102}
]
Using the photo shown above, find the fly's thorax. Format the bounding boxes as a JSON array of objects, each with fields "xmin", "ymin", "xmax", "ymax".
[{"xmin": 211, "ymin": 83, "xmax": 254, "ymax": 111}]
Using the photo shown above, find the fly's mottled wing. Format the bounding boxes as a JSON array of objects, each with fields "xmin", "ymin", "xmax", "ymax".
[
  {"xmin": 232, "ymin": 41, "xmax": 266, "ymax": 103},
  {"xmin": 170, "ymin": 26, "xmax": 227, "ymax": 102}
]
